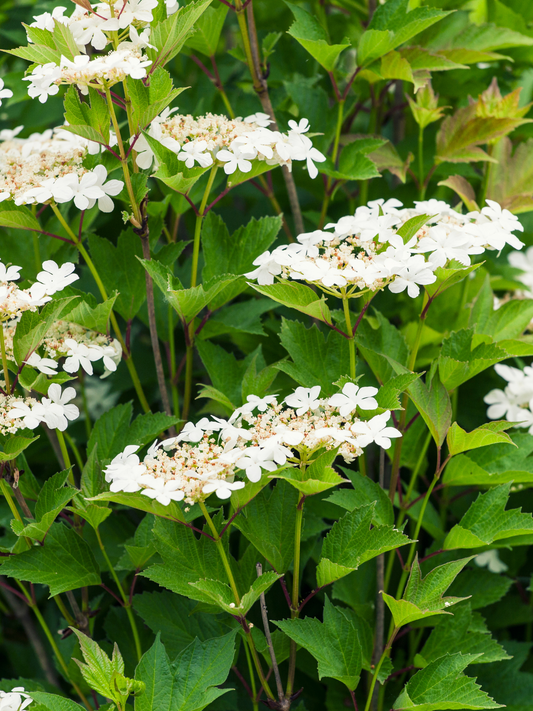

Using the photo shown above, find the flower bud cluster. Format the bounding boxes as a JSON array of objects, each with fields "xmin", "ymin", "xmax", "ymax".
[
  {"xmin": 104, "ymin": 383, "xmax": 401, "ymax": 506},
  {"xmin": 0, "ymin": 260, "xmax": 78, "ymax": 320},
  {"xmin": 246, "ymin": 198, "xmax": 524, "ymax": 298},
  {"xmin": 3, "ymin": 319, "xmax": 122, "ymax": 379},
  {"xmin": 485, "ymin": 364, "xmax": 533, "ymax": 434},
  {"xmin": 135, "ymin": 112, "xmax": 327, "ymax": 178},
  {"xmin": 0, "ymin": 127, "xmax": 123, "ymax": 211}
]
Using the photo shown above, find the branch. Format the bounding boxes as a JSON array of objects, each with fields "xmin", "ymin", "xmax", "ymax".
[{"xmin": 257, "ymin": 563, "xmax": 285, "ymax": 703}]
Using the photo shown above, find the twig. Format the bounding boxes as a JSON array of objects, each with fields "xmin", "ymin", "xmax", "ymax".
[
  {"xmin": 256, "ymin": 563, "xmax": 286, "ymax": 706},
  {"xmin": 279, "ymin": 576, "xmax": 292, "ymax": 610},
  {"xmin": 232, "ymin": 665, "xmax": 253, "ymax": 698}
]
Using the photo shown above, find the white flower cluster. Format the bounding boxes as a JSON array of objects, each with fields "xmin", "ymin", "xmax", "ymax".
[
  {"xmin": 29, "ymin": 0, "xmax": 175, "ymax": 53},
  {"xmin": 3, "ymin": 319, "xmax": 122, "ymax": 379},
  {"xmin": 485, "ymin": 363, "xmax": 533, "ymax": 433},
  {"xmin": 136, "ymin": 112, "xmax": 326, "ymax": 178},
  {"xmin": 24, "ymin": 48, "xmax": 151, "ymax": 104},
  {"xmin": 2, "ymin": 383, "xmax": 79, "ymax": 433},
  {"xmin": 0, "ymin": 687, "xmax": 32, "ymax": 711},
  {"xmin": 246, "ymin": 199, "xmax": 524, "ymax": 298},
  {"xmin": 0, "ymin": 260, "xmax": 78, "ymax": 320},
  {"xmin": 0, "ymin": 127, "xmax": 123, "ymax": 211},
  {"xmin": 103, "ymin": 383, "xmax": 401, "ymax": 506}
]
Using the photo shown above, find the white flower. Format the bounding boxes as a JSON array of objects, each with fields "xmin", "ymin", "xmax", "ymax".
[
  {"xmin": 482, "ymin": 199, "xmax": 524, "ymax": 234},
  {"xmin": 63, "ymin": 339, "xmax": 104, "ymax": 376},
  {"xmin": 217, "ymin": 147, "xmax": 252, "ymax": 175},
  {"xmin": 43, "ymin": 383, "xmax": 79, "ymax": 430},
  {"xmin": 177, "ymin": 419, "xmax": 213, "ymax": 443},
  {"xmin": 23, "ymin": 63, "xmax": 61, "ymax": 103},
  {"xmin": 284, "ymin": 386, "xmax": 321, "ymax": 416},
  {"xmin": 91, "ymin": 165, "xmax": 124, "ymax": 212},
  {"xmin": 16, "ymin": 282, "xmax": 51, "ymax": 308},
  {"xmin": 59, "ymin": 171, "xmax": 106, "ymax": 211},
  {"xmin": 100, "ymin": 340, "xmax": 122, "ymax": 377},
  {"xmin": 245, "ymin": 251, "xmax": 282, "ymax": 285},
  {"xmin": 475, "ymin": 550, "xmax": 508, "ymax": 574},
  {"xmin": 288, "ymin": 133, "xmax": 326, "ymax": 179},
  {"xmin": 416, "ymin": 225, "xmax": 473, "ymax": 268},
  {"xmin": 36, "ymin": 260, "xmax": 78, "ymax": 295},
  {"xmin": 166, "ymin": 0, "xmax": 179, "ymax": 14},
  {"xmin": 388, "ymin": 256, "xmax": 436, "ymax": 298},
  {"xmin": 0, "ymin": 78, "xmax": 12, "ymax": 107},
  {"xmin": 8, "ymin": 402, "xmax": 43, "ymax": 430},
  {"xmin": 0, "ymin": 262, "xmax": 21, "ymax": 282},
  {"xmin": 244, "ymin": 112, "xmax": 274, "ymax": 128},
  {"xmin": 25, "ymin": 352, "xmax": 58, "ymax": 375},
  {"xmin": 0, "ymin": 687, "xmax": 32, "ymax": 711},
  {"xmin": 328, "ymin": 383, "xmax": 379, "ymax": 417},
  {"xmin": 484, "ymin": 389, "xmax": 515, "ymax": 420},
  {"xmin": 350, "ymin": 412, "xmax": 401, "ymax": 448},
  {"xmin": 239, "ymin": 394, "xmax": 278, "ymax": 414},
  {"xmin": 105, "ymin": 445, "xmax": 146, "ymax": 493},
  {"xmin": 178, "ymin": 140, "xmax": 213, "ymax": 168},
  {"xmin": 202, "ymin": 478, "xmax": 245, "ymax": 499},
  {"xmin": 138, "ymin": 475, "xmax": 185, "ymax": 506},
  {"xmin": 288, "ymin": 118, "xmax": 310, "ymax": 134}
]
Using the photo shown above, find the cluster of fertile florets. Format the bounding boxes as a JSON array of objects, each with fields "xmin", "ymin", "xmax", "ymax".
[
  {"xmin": 104, "ymin": 383, "xmax": 401, "ymax": 506},
  {"xmin": 0, "ymin": 260, "xmax": 79, "ymax": 320},
  {"xmin": 3, "ymin": 319, "xmax": 122, "ymax": 379},
  {"xmin": 136, "ymin": 112, "xmax": 326, "ymax": 178},
  {"xmin": 0, "ymin": 127, "xmax": 123, "ymax": 210},
  {"xmin": 485, "ymin": 364, "xmax": 533, "ymax": 433},
  {"xmin": 246, "ymin": 199, "xmax": 525, "ymax": 298}
]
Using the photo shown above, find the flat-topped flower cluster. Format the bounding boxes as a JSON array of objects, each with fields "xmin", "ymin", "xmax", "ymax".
[
  {"xmin": 136, "ymin": 112, "xmax": 326, "ymax": 177},
  {"xmin": 485, "ymin": 364, "xmax": 533, "ymax": 434},
  {"xmin": 246, "ymin": 198, "xmax": 524, "ymax": 298},
  {"xmin": 0, "ymin": 260, "xmax": 78, "ymax": 320},
  {"xmin": 104, "ymin": 383, "xmax": 401, "ymax": 506},
  {"xmin": 3, "ymin": 319, "xmax": 122, "ymax": 379},
  {"xmin": 0, "ymin": 127, "xmax": 123, "ymax": 210},
  {"xmin": 29, "ymin": 0, "xmax": 174, "ymax": 53}
]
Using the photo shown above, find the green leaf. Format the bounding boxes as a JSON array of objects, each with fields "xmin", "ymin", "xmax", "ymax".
[
  {"xmin": 444, "ymin": 483, "xmax": 533, "ymax": 550},
  {"xmin": 320, "ymin": 142, "xmax": 381, "ymax": 182},
  {"xmin": 0, "ymin": 435, "xmax": 39, "ymax": 463},
  {"xmin": 134, "ymin": 593, "xmax": 225, "ymax": 659},
  {"xmin": 64, "ymin": 86, "xmax": 109, "ymax": 146},
  {"xmin": 358, "ymin": 0, "xmax": 450, "ymax": 65},
  {"xmin": 71, "ymin": 628, "xmax": 124, "ymax": 700},
  {"xmin": 408, "ymin": 372, "xmax": 451, "ymax": 447},
  {"xmin": 142, "ymin": 516, "xmax": 229, "ymax": 603},
  {"xmin": 13, "ymin": 296, "xmax": 78, "ymax": 365},
  {"xmin": 11, "ymin": 469, "xmax": 75, "ymax": 540},
  {"xmin": 275, "ymin": 319, "xmax": 351, "ymax": 396},
  {"xmin": 88, "ymin": 230, "xmax": 146, "ymax": 321},
  {"xmin": 184, "ymin": 2, "xmax": 228, "ymax": 56},
  {"xmin": 202, "ymin": 212, "xmax": 282, "ymax": 281},
  {"xmin": 190, "ymin": 571, "xmax": 280, "ymax": 615},
  {"xmin": 270, "ymin": 450, "xmax": 346, "ymax": 496},
  {"xmin": 438, "ymin": 328, "xmax": 510, "ymax": 391},
  {"xmin": 317, "ymin": 504, "xmax": 412, "ymax": 587},
  {"xmin": 448, "ymin": 568, "xmax": 513, "ymax": 611},
  {"xmin": 5, "ymin": 44, "xmax": 61, "ymax": 65},
  {"xmin": 0, "ymin": 204, "xmax": 41, "ymax": 231},
  {"xmin": 354, "ymin": 310, "xmax": 409, "ymax": 384},
  {"xmin": 0, "ymin": 523, "xmax": 101, "ymax": 596},
  {"xmin": 424, "ymin": 262, "xmax": 482, "ymax": 299},
  {"xmin": 447, "ymin": 422, "xmax": 515, "ymax": 457},
  {"xmin": 367, "ymin": 140, "xmax": 414, "ymax": 183},
  {"xmin": 66, "ymin": 292, "xmax": 118, "ymax": 334},
  {"xmin": 29, "ymin": 693, "xmax": 84, "ymax": 711},
  {"xmin": 251, "ymin": 282, "xmax": 333, "ymax": 325},
  {"xmin": 52, "ymin": 21, "xmax": 79, "ymax": 61},
  {"xmin": 134, "ymin": 633, "xmax": 174, "ymax": 711},
  {"xmin": 285, "ymin": 2, "xmax": 350, "ymax": 72},
  {"xmin": 147, "ymin": 0, "xmax": 215, "ymax": 68},
  {"xmin": 327, "ymin": 468, "xmax": 394, "ymax": 526},
  {"xmin": 393, "ymin": 653, "xmax": 502, "ymax": 711},
  {"xmin": 442, "ymin": 433, "xmax": 533, "ymax": 487},
  {"xmin": 275, "ymin": 597, "xmax": 363, "ymax": 690},
  {"xmin": 382, "ymin": 557, "xmax": 473, "ymax": 629},
  {"xmin": 233, "ymin": 481, "xmax": 298, "ymax": 573},
  {"xmin": 415, "ymin": 603, "xmax": 511, "ymax": 668}
]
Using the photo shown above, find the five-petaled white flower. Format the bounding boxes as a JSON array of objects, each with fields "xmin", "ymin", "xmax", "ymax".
[
  {"xmin": 0, "ymin": 262, "xmax": 21, "ymax": 282},
  {"xmin": 0, "ymin": 686, "xmax": 33, "ymax": 711},
  {"xmin": 284, "ymin": 386, "xmax": 321, "ymax": 416},
  {"xmin": 42, "ymin": 383, "xmax": 79, "ymax": 431},
  {"xmin": 105, "ymin": 445, "xmax": 146, "ymax": 492},
  {"xmin": 138, "ymin": 475, "xmax": 185, "ymax": 506},
  {"xmin": 36, "ymin": 260, "xmax": 78, "ymax": 295},
  {"xmin": 178, "ymin": 140, "xmax": 213, "ymax": 168},
  {"xmin": 25, "ymin": 352, "xmax": 58, "ymax": 375},
  {"xmin": 63, "ymin": 339, "xmax": 103, "ymax": 376}
]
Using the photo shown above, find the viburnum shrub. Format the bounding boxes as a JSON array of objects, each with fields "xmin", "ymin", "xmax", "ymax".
[{"xmin": 3, "ymin": 0, "xmax": 533, "ymax": 710}]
